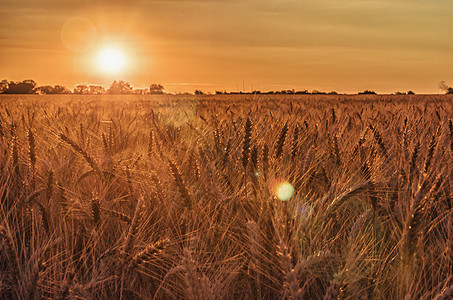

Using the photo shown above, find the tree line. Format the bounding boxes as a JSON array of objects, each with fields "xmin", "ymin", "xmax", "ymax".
[
  {"xmin": 1, "ymin": 79, "xmax": 452, "ymax": 95},
  {"xmin": 0, "ymin": 80, "xmax": 166, "ymax": 95}
]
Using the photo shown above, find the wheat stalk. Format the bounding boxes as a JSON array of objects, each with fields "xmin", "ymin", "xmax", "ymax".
[
  {"xmin": 424, "ymin": 126, "xmax": 440, "ymax": 174},
  {"xmin": 323, "ymin": 282, "xmax": 339, "ymax": 300},
  {"xmin": 448, "ymin": 120, "xmax": 453, "ymax": 152},
  {"xmin": 27, "ymin": 129, "xmax": 36, "ymax": 172},
  {"xmin": 327, "ymin": 181, "xmax": 372, "ymax": 216},
  {"xmin": 104, "ymin": 208, "xmax": 132, "ymax": 225},
  {"xmin": 0, "ymin": 225, "xmax": 21, "ymax": 283},
  {"xmin": 91, "ymin": 197, "xmax": 100, "ymax": 226},
  {"xmin": 331, "ymin": 134, "xmax": 341, "ymax": 165},
  {"xmin": 291, "ymin": 124, "xmax": 299, "ymax": 159},
  {"xmin": 242, "ymin": 117, "xmax": 252, "ymax": 168},
  {"xmin": 59, "ymin": 133, "xmax": 101, "ymax": 176},
  {"xmin": 275, "ymin": 121, "xmax": 288, "ymax": 159},
  {"xmin": 168, "ymin": 159, "xmax": 192, "ymax": 208},
  {"xmin": 433, "ymin": 283, "xmax": 453, "ymax": 300},
  {"xmin": 58, "ymin": 271, "xmax": 75, "ymax": 300},
  {"xmin": 368, "ymin": 124, "xmax": 388, "ymax": 157},
  {"xmin": 122, "ymin": 196, "xmax": 144, "ymax": 259},
  {"xmin": 409, "ymin": 141, "xmax": 420, "ymax": 177},
  {"xmin": 130, "ymin": 238, "xmax": 169, "ymax": 267}
]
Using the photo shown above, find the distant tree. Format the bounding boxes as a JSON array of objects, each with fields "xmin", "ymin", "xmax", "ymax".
[
  {"xmin": 3, "ymin": 80, "xmax": 37, "ymax": 94},
  {"xmin": 394, "ymin": 91, "xmax": 406, "ymax": 95},
  {"xmin": 133, "ymin": 88, "xmax": 148, "ymax": 95},
  {"xmin": 149, "ymin": 84, "xmax": 165, "ymax": 94},
  {"xmin": 53, "ymin": 85, "xmax": 71, "ymax": 94},
  {"xmin": 107, "ymin": 80, "xmax": 133, "ymax": 94},
  {"xmin": 295, "ymin": 90, "xmax": 309, "ymax": 94},
  {"xmin": 358, "ymin": 90, "xmax": 377, "ymax": 95},
  {"xmin": 0, "ymin": 80, "xmax": 8, "ymax": 93},
  {"xmin": 23, "ymin": 80, "xmax": 37, "ymax": 91},
  {"xmin": 407, "ymin": 90, "xmax": 415, "ymax": 95},
  {"xmin": 194, "ymin": 89, "xmax": 204, "ymax": 95},
  {"xmin": 88, "ymin": 85, "xmax": 105, "ymax": 94},
  {"xmin": 439, "ymin": 81, "xmax": 453, "ymax": 94},
  {"xmin": 37, "ymin": 85, "xmax": 55, "ymax": 94},
  {"xmin": 328, "ymin": 91, "xmax": 338, "ymax": 95},
  {"xmin": 74, "ymin": 85, "xmax": 90, "ymax": 94},
  {"xmin": 37, "ymin": 85, "xmax": 71, "ymax": 94},
  {"xmin": 311, "ymin": 90, "xmax": 326, "ymax": 95}
]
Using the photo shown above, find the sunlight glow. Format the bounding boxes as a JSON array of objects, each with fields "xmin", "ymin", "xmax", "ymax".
[
  {"xmin": 61, "ymin": 17, "xmax": 96, "ymax": 53},
  {"xmin": 98, "ymin": 48, "xmax": 126, "ymax": 74},
  {"xmin": 276, "ymin": 182, "xmax": 295, "ymax": 201}
]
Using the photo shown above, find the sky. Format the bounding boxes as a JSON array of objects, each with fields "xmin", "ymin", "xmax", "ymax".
[{"xmin": 1, "ymin": 0, "xmax": 453, "ymax": 94}]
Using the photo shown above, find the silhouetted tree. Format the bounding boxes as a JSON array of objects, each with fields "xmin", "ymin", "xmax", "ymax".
[
  {"xmin": 311, "ymin": 90, "xmax": 326, "ymax": 94},
  {"xmin": 37, "ymin": 85, "xmax": 55, "ymax": 94},
  {"xmin": 133, "ymin": 88, "xmax": 148, "ymax": 95},
  {"xmin": 107, "ymin": 80, "xmax": 133, "ymax": 94},
  {"xmin": 295, "ymin": 90, "xmax": 309, "ymax": 94},
  {"xmin": 407, "ymin": 90, "xmax": 415, "ymax": 95},
  {"xmin": 439, "ymin": 81, "xmax": 453, "ymax": 94},
  {"xmin": 88, "ymin": 85, "xmax": 105, "ymax": 94},
  {"xmin": 194, "ymin": 89, "xmax": 204, "ymax": 95},
  {"xmin": 0, "ymin": 80, "xmax": 8, "ymax": 93},
  {"xmin": 278, "ymin": 89, "xmax": 296, "ymax": 94},
  {"xmin": 37, "ymin": 85, "xmax": 71, "ymax": 94},
  {"xmin": 74, "ymin": 85, "xmax": 105, "ymax": 94},
  {"xmin": 149, "ymin": 84, "xmax": 165, "ymax": 94},
  {"xmin": 3, "ymin": 80, "xmax": 37, "ymax": 94},
  {"xmin": 74, "ymin": 85, "xmax": 90, "ymax": 94},
  {"xmin": 358, "ymin": 90, "xmax": 377, "ymax": 95},
  {"xmin": 54, "ymin": 85, "xmax": 71, "ymax": 94}
]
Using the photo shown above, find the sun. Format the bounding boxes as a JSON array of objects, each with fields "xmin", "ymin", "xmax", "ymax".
[{"xmin": 98, "ymin": 48, "xmax": 126, "ymax": 74}]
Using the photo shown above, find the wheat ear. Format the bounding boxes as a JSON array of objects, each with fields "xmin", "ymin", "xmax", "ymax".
[{"xmin": 122, "ymin": 196, "xmax": 144, "ymax": 259}]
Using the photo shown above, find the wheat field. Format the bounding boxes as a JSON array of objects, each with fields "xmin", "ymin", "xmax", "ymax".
[{"xmin": 0, "ymin": 94, "xmax": 452, "ymax": 299}]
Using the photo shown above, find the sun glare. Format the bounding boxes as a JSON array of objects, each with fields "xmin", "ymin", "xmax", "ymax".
[
  {"xmin": 276, "ymin": 182, "xmax": 295, "ymax": 201},
  {"xmin": 98, "ymin": 48, "xmax": 126, "ymax": 74},
  {"xmin": 269, "ymin": 178, "xmax": 295, "ymax": 201}
]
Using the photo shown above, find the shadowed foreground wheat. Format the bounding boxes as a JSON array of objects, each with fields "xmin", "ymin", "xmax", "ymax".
[{"xmin": 0, "ymin": 94, "xmax": 452, "ymax": 299}]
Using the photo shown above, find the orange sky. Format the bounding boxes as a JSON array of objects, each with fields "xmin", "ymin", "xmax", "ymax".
[{"xmin": 1, "ymin": 0, "xmax": 453, "ymax": 94}]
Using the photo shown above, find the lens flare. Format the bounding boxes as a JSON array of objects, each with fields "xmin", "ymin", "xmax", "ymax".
[
  {"xmin": 269, "ymin": 178, "xmax": 295, "ymax": 201},
  {"xmin": 158, "ymin": 100, "xmax": 197, "ymax": 127},
  {"xmin": 61, "ymin": 17, "xmax": 96, "ymax": 53},
  {"xmin": 276, "ymin": 182, "xmax": 295, "ymax": 201}
]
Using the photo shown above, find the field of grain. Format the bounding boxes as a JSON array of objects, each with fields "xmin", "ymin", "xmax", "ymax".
[{"xmin": 0, "ymin": 94, "xmax": 452, "ymax": 299}]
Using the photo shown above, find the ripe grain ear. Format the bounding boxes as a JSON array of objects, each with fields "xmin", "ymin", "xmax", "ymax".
[
  {"xmin": 122, "ymin": 196, "xmax": 144, "ymax": 259},
  {"xmin": 423, "ymin": 126, "xmax": 440, "ymax": 174},
  {"xmin": 168, "ymin": 159, "xmax": 191, "ymax": 208},
  {"xmin": 59, "ymin": 133, "xmax": 101, "ymax": 176},
  {"xmin": 91, "ymin": 197, "xmax": 100, "ymax": 226},
  {"xmin": 275, "ymin": 121, "xmax": 288, "ymax": 159},
  {"xmin": 448, "ymin": 120, "xmax": 453, "ymax": 152},
  {"xmin": 242, "ymin": 117, "xmax": 252, "ymax": 168}
]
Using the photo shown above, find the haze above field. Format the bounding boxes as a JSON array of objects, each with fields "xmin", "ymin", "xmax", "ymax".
[{"xmin": 1, "ymin": 0, "xmax": 453, "ymax": 94}]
